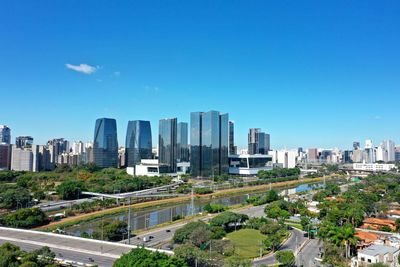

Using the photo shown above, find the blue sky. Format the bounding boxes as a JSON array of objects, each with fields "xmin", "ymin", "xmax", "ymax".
[{"xmin": 1, "ymin": 1, "xmax": 399, "ymax": 149}]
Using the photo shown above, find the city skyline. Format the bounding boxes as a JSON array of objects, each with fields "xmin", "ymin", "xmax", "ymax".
[{"xmin": 1, "ymin": 1, "xmax": 400, "ymax": 148}]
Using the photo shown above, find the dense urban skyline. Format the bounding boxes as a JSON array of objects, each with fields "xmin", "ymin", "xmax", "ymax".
[{"xmin": 1, "ymin": 1, "xmax": 400, "ymax": 148}]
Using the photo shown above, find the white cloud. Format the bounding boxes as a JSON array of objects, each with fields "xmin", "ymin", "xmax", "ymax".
[
  {"xmin": 65, "ymin": 63, "xmax": 98, "ymax": 74},
  {"xmin": 113, "ymin": 71, "xmax": 121, "ymax": 77}
]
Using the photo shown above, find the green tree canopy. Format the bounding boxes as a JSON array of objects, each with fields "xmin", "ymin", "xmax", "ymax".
[{"xmin": 114, "ymin": 248, "xmax": 187, "ymax": 267}]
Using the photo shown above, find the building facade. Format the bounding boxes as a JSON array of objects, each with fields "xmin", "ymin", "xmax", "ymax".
[
  {"xmin": 248, "ymin": 128, "xmax": 270, "ymax": 155},
  {"xmin": 159, "ymin": 118, "xmax": 177, "ymax": 172},
  {"xmin": 15, "ymin": 136, "xmax": 33, "ymax": 149},
  {"xmin": 0, "ymin": 144, "xmax": 11, "ymax": 170},
  {"xmin": 93, "ymin": 118, "xmax": 119, "ymax": 168},
  {"xmin": 0, "ymin": 125, "xmax": 11, "ymax": 144},
  {"xmin": 125, "ymin": 120, "xmax": 153, "ymax": 168},
  {"xmin": 177, "ymin": 122, "xmax": 189, "ymax": 162},
  {"xmin": 190, "ymin": 111, "xmax": 229, "ymax": 177},
  {"xmin": 228, "ymin": 121, "xmax": 237, "ymax": 155}
]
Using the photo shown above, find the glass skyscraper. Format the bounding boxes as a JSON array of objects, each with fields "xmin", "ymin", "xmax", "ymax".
[
  {"xmin": 228, "ymin": 121, "xmax": 237, "ymax": 155},
  {"xmin": 248, "ymin": 128, "xmax": 270, "ymax": 155},
  {"xmin": 158, "ymin": 118, "xmax": 177, "ymax": 172},
  {"xmin": 0, "ymin": 125, "xmax": 11, "ymax": 144},
  {"xmin": 93, "ymin": 118, "xmax": 118, "ymax": 168},
  {"xmin": 190, "ymin": 111, "xmax": 229, "ymax": 177},
  {"xmin": 15, "ymin": 136, "xmax": 33, "ymax": 149},
  {"xmin": 177, "ymin": 122, "xmax": 189, "ymax": 162},
  {"xmin": 125, "ymin": 120, "xmax": 152, "ymax": 167}
]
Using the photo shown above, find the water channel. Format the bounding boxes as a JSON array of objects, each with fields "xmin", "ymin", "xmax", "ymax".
[{"xmin": 65, "ymin": 182, "xmax": 326, "ymax": 237}]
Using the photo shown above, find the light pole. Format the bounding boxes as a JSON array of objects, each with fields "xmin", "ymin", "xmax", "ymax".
[{"xmin": 127, "ymin": 197, "xmax": 131, "ymax": 245}]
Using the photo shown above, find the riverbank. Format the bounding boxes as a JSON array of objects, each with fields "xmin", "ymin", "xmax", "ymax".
[{"xmin": 36, "ymin": 175, "xmax": 343, "ymax": 231}]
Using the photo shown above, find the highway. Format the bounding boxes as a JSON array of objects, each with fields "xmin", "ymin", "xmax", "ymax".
[
  {"xmin": 296, "ymin": 239, "xmax": 323, "ymax": 267},
  {"xmin": 121, "ymin": 204, "xmax": 268, "ymax": 248},
  {"xmin": 0, "ymin": 227, "xmax": 172, "ymax": 267}
]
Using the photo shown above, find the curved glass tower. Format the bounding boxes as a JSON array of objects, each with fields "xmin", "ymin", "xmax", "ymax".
[
  {"xmin": 125, "ymin": 120, "xmax": 152, "ymax": 167},
  {"xmin": 93, "ymin": 118, "xmax": 118, "ymax": 168}
]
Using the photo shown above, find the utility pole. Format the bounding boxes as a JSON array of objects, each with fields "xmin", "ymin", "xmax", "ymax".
[
  {"xmin": 191, "ymin": 187, "xmax": 194, "ymax": 216},
  {"xmin": 127, "ymin": 197, "xmax": 131, "ymax": 245}
]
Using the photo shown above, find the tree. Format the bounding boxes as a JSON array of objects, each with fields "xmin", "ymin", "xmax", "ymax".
[
  {"xmin": 224, "ymin": 256, "xmax": 252, "ymax": 267},
  {"xmin": 209, "ymin": 212, "xmax": 248, "ymax": 230},
  {"xmin": 263, "ymin": 233, "xmax": 282, "ymax": 252},
  {"xmin": 93, "ymin": 220, "xmax": 127, "ymax": 241},
  {"xmin": 203, "ymin": 203, "xmax": 226, "ymax": 213},
  {"xmin": 189, "ymin": 227, "xmax": 212, "ymax": 247},
  {"xmin": 275, "ymin": 250, "xmax": 295, "ymax": 267},
  {"xmin": 173, "ymin": 221, "xmax": 209, "ymax": 244},
  {"xmin": 0, "ymin": 242, "xmax": 21, "ymax": 267},
  {"xmin": 56, "ymin": 180, "xmax": 85, "ymax": 200},
  {"xmin": 114, "ymin": 247, "xmax": 187, "ymax": 267},
  {"xmin": 0, "ymin": 187, "xmax": 31, "ymax": 209},
  {"xmin": 3, "ymin": 208, "xmax": 48, "ymax": 228}
]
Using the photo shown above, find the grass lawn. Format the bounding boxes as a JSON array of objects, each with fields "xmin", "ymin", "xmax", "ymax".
[{"xmin": 226, "ymin": 229, "xmax": 266, "ymax": 259}]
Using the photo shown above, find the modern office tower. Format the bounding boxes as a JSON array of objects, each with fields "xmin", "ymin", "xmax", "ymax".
[
  {"xmin": 0, "ymin": 125, "xmax": 11, "ymax": 144},
  {"xmin": 228, "ymin": 121, "xmax": 237, "ymax": 155},
  {"xmin": 276, "ymin": 150, "xmax": 297, "ymax": 168},
  {"xmin": 320, "ymin": 150, "xmax": 333, "ymax": 163},
  {"xmin": 352, "ymin": 149, "xmax": 364, "ymax": 163},
  {"xmin": 125, "ymin": 120, "xmax": 152, "ymax": 168},
  {"xmin": 353, "ymin": 141, "xmax": 361, "ymax": 150},
  {"xmin": 84, "ymin": 142, "xmax": 94, "ymax": 163},
  {"xmin": 395, "ymin": 147, "xmax": 400, "ymax": 162},
  {"xmin": 159, "ymin": 118, "xmax": 177, "ymax": 172},
  {"xmin": 307, "ymin": 148, "xmax": 318, "ymax": 163},
  {"xmin": 364, "ymin": 139, "xmax": 375, "ymax": 163},
  {"xmin": 72, "ymin": 141, "xmax": 84, "ymax": 155},
  {"xmin": 190, "ymin": 111, "xmax": 229, "ymax": 177},
  {"xmin": 15, "ymin": 136, "xmax": 33, "ymax": 149},
  {"xmin": 11, "ymin": 146, "xmax": 33, "ymax": 171},
  {"xmin": 47, "ymin": 138, "xmax": 69, "ymax": 163},
  {"xmin": 0, "ymin": 144, "xmax": 11, "ymax": 170},
  {"xmin": 93, "ymin": 118, "xmax": 119, "ymax": 168},
  {"xmin": 177, "ymin": 122, "xmax": 189, "ymax": 162},
  {"xmin": 382, "ymin": 140, "xmax": 396, "ymax": 162},
  {"xmin": 248, "ymin": 128, "xmax": 270, "ymax": 155},
  {"xmin": 343, "ymin": 150, "xmax": 353, "ymax": 163}
]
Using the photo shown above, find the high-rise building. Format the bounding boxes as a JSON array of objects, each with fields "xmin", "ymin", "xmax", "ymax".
[
  {"xmin": 159, "ymin": 118, "xmax": 177, "ymax": 172},
  {"xmin": 382, "ymin": 140, "xmax": 396, "ymax": 162},
  {"xmin": 32, "ymin": 145, "xmax": 52, "ymax": 172},
  {"xmin": 47, "ymin": 138, "xmax": 69, "ymax": 163},
  {"xmin": 395, "ymin": 147, "xmax": 400, "ymax": 162},
  {"xmin": 125, "ymin": 120, "xmax": 152, "ymax": 167},
  {"xmin": 93, "ymin": 118, "xmax": 119, "ymax": 168},
  {"xmin": 353, "ymin": 141, "xmax": 360, "ymax": 150},
  {"xmin": 0, "ymin": 144, "xmax": 11, "ymax": 170},
  {"xmin": 248, "ymin": 128, "xmax": 270, "ymax": 155},
  {"xmin": 364, "ymin": 139, "xmax": 375, "ymax": 163},
  {"xmin": 343, "ymin": 150, "xmax": 353, "ymax": 163},
  {"xmin": 0, "ymin": 125, "xmax": 11, "ymax": 144},
  {"xmin": 15, "ymin": 136, "xmax": 33, "ymax": 149},
  {"xmin": 72, "ymin": 141, "xmax": 84, "ymax": 155},
  {"xmin": 228, "ymin": 121, "xmax": 237, "ymax": 155},
  {"xmin": 177, "ymin": 122, "xmax": 189, "ymax": 162},
  {"xmin": 11, "ymin": 146, "xmax": 33, "ymax": 171},
  {"xmin": 308, "ymin": 148, "xmax": 318, "ymax": 163},
  {"xmin": 190, "ymin": 111, "xmax": 229, "ymax": 177}
]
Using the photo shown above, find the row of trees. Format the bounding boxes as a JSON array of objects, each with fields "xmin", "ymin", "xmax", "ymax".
[{"xmin": 0, "ymin": 243, "xmax": 58, "ymax": 267}]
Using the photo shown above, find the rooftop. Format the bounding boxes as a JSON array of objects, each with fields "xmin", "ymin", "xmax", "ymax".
[{"xmin": 360, "ymin": 244, "xmax": 399, "ymax": 257}]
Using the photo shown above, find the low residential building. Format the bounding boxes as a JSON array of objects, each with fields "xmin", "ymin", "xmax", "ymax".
[
  {"xmin": 386, "ymin": 210, "xmax": 400, "ymax": 220},
  {"xmin": 361, "ymin": 218, "xmax": 397, "ymax": 232},
  {"xmin": 355, "ymin": 231, "xmax": 379, "ymax": 249},
  {"xmin": 127, "ymin": 159, "xmax": 189, "ymax": 177},
  {"xmin": 352, "ymin": 244, "xmax": 400, "ymax": 267}
]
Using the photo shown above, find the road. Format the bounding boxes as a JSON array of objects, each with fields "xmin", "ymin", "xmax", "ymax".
[
  {"xmin": 253, "ymin": 228, "xmax": 308, "ymax": 266},
  {"xmin": 121, "ymin": 204, "xmax": 268, "ymax": 248},
  {"xmin": 0, "ymin": 227, "xmax": 172, "ymax": 267},
  {"xmin": 296, "ymin": 239, "xmax": 323, "ymax": 267}
]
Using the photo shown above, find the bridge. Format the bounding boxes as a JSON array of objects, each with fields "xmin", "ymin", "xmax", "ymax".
[{"xmin": 0, "ymin": 227, "xmax": 173, "ymax": 267}]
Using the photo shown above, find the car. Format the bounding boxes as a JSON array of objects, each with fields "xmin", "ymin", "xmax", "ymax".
[
  {"xmin": 88, "ymin": 257, "xmax": 94, "ymax": 262},
  {"xmin": 166, "ymin": 229, "xmax": 171, "ymax": 233},
  {"xmin": 149, "ymin": 235, "xmax": 154, "ymax": 239}
]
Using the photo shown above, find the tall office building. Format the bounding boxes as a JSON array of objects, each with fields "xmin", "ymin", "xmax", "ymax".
[
  {"xmin": 15, "ymin": 136, "xmax": 33, "ymax": 149},
  {"xmin": 228, "ymin": 121, "xmax": 237, "ymax": 155},
  {"xmin": 47, "ymin": 138, "xmax": 69, "ymax": 163},
  {"xmin": 0, "ymin": 125, "xmax": 11, "ymax": 144},
  {"xmin": 248, "ymin": 128, "xmax": 270, "ymax": 155},
  {"xmin": 190, "ymin": 111, "xmax": 229, "ymax": 177},
  {"xmin": 364, "ymin": 139, "xmax": 375, "ymax": 163},
  {"xmin": 93, "ymin": 118, "xmax": 119, "ymax": 168},
  {"xmin": 72, "ymin": 141, "xmax": 85, "ymax": 155},
  {"xmin": 125, "ymin": 120, "xmax": 152, "ymax": 167},
  {"xmin": 0, "ymin": 144, "xmax": 11, "ymax": 170},
  {"xmin": 353, "ymin": 141, "xmax": 360, "ymax": 150},
  {"xmin": 177, "ymin": 122, "xmax": 189, "ymax": 162},
  {"xmin": 382, "ymin": 140, "xmax": 396, "ymax": 162},
  {"xmin": 11, "ymin": 146, "xmax": 33, "ymax": 171},
  {"xmin": 308, "ymin": 148, "xmax": 318, "ymax": 163},
  {"xmin": 159, "ymin": 118, "xmax": 177, "ymax": 172},
  {"xmin": 395, "ymin": 147, "xmax": 400, "ymax": 162}
]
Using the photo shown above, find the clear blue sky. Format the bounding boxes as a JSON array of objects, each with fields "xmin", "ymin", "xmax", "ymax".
[{"xmin": 1, "ymin": 1, "xmax": 399, "ymax": 149}]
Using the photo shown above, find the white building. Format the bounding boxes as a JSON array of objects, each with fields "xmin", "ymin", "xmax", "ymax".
[
  {"xmin": 353, "ymin": 162, "xmax": 396, "ymax": 172},
  {"xmin": 72, "ymin": 141, "xmax": 84, "ymax": 155},
  {"xmin": 352, "ymin": 244, "xmax": 400, "ymax": 267},
  {"xmin": 228, "ymin": 154, "xmax": 273, "ymax": 175},
  {"xmin": 383, "ymin": 140, "xmax": 396, "ymax": 162},
  {"xmin": 127, "ymin": 159, "xmax": 189, "ymax": 177},
  {"xmin": 11, "ymin": 146, "xmax": 33, "ymax": 171}
]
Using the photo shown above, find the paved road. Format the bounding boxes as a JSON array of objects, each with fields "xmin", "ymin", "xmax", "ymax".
[
  {"xmin": 122, "ymin": 204, "xmax": 268, "ymax": 248},
  {"xmin": 253, "ymin": 228, "xmax": 307, "ymax": 266},
  {"xmin": 0, "ymin": 227, "xmax": 171, "ymax": 267},
  {"xmin": 0, "ymin": 238, "xmax": 116, "ymax": 266},
  {"xmin": 296, "ymin": 239, "xmax": 323, "ymax": 267}
]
